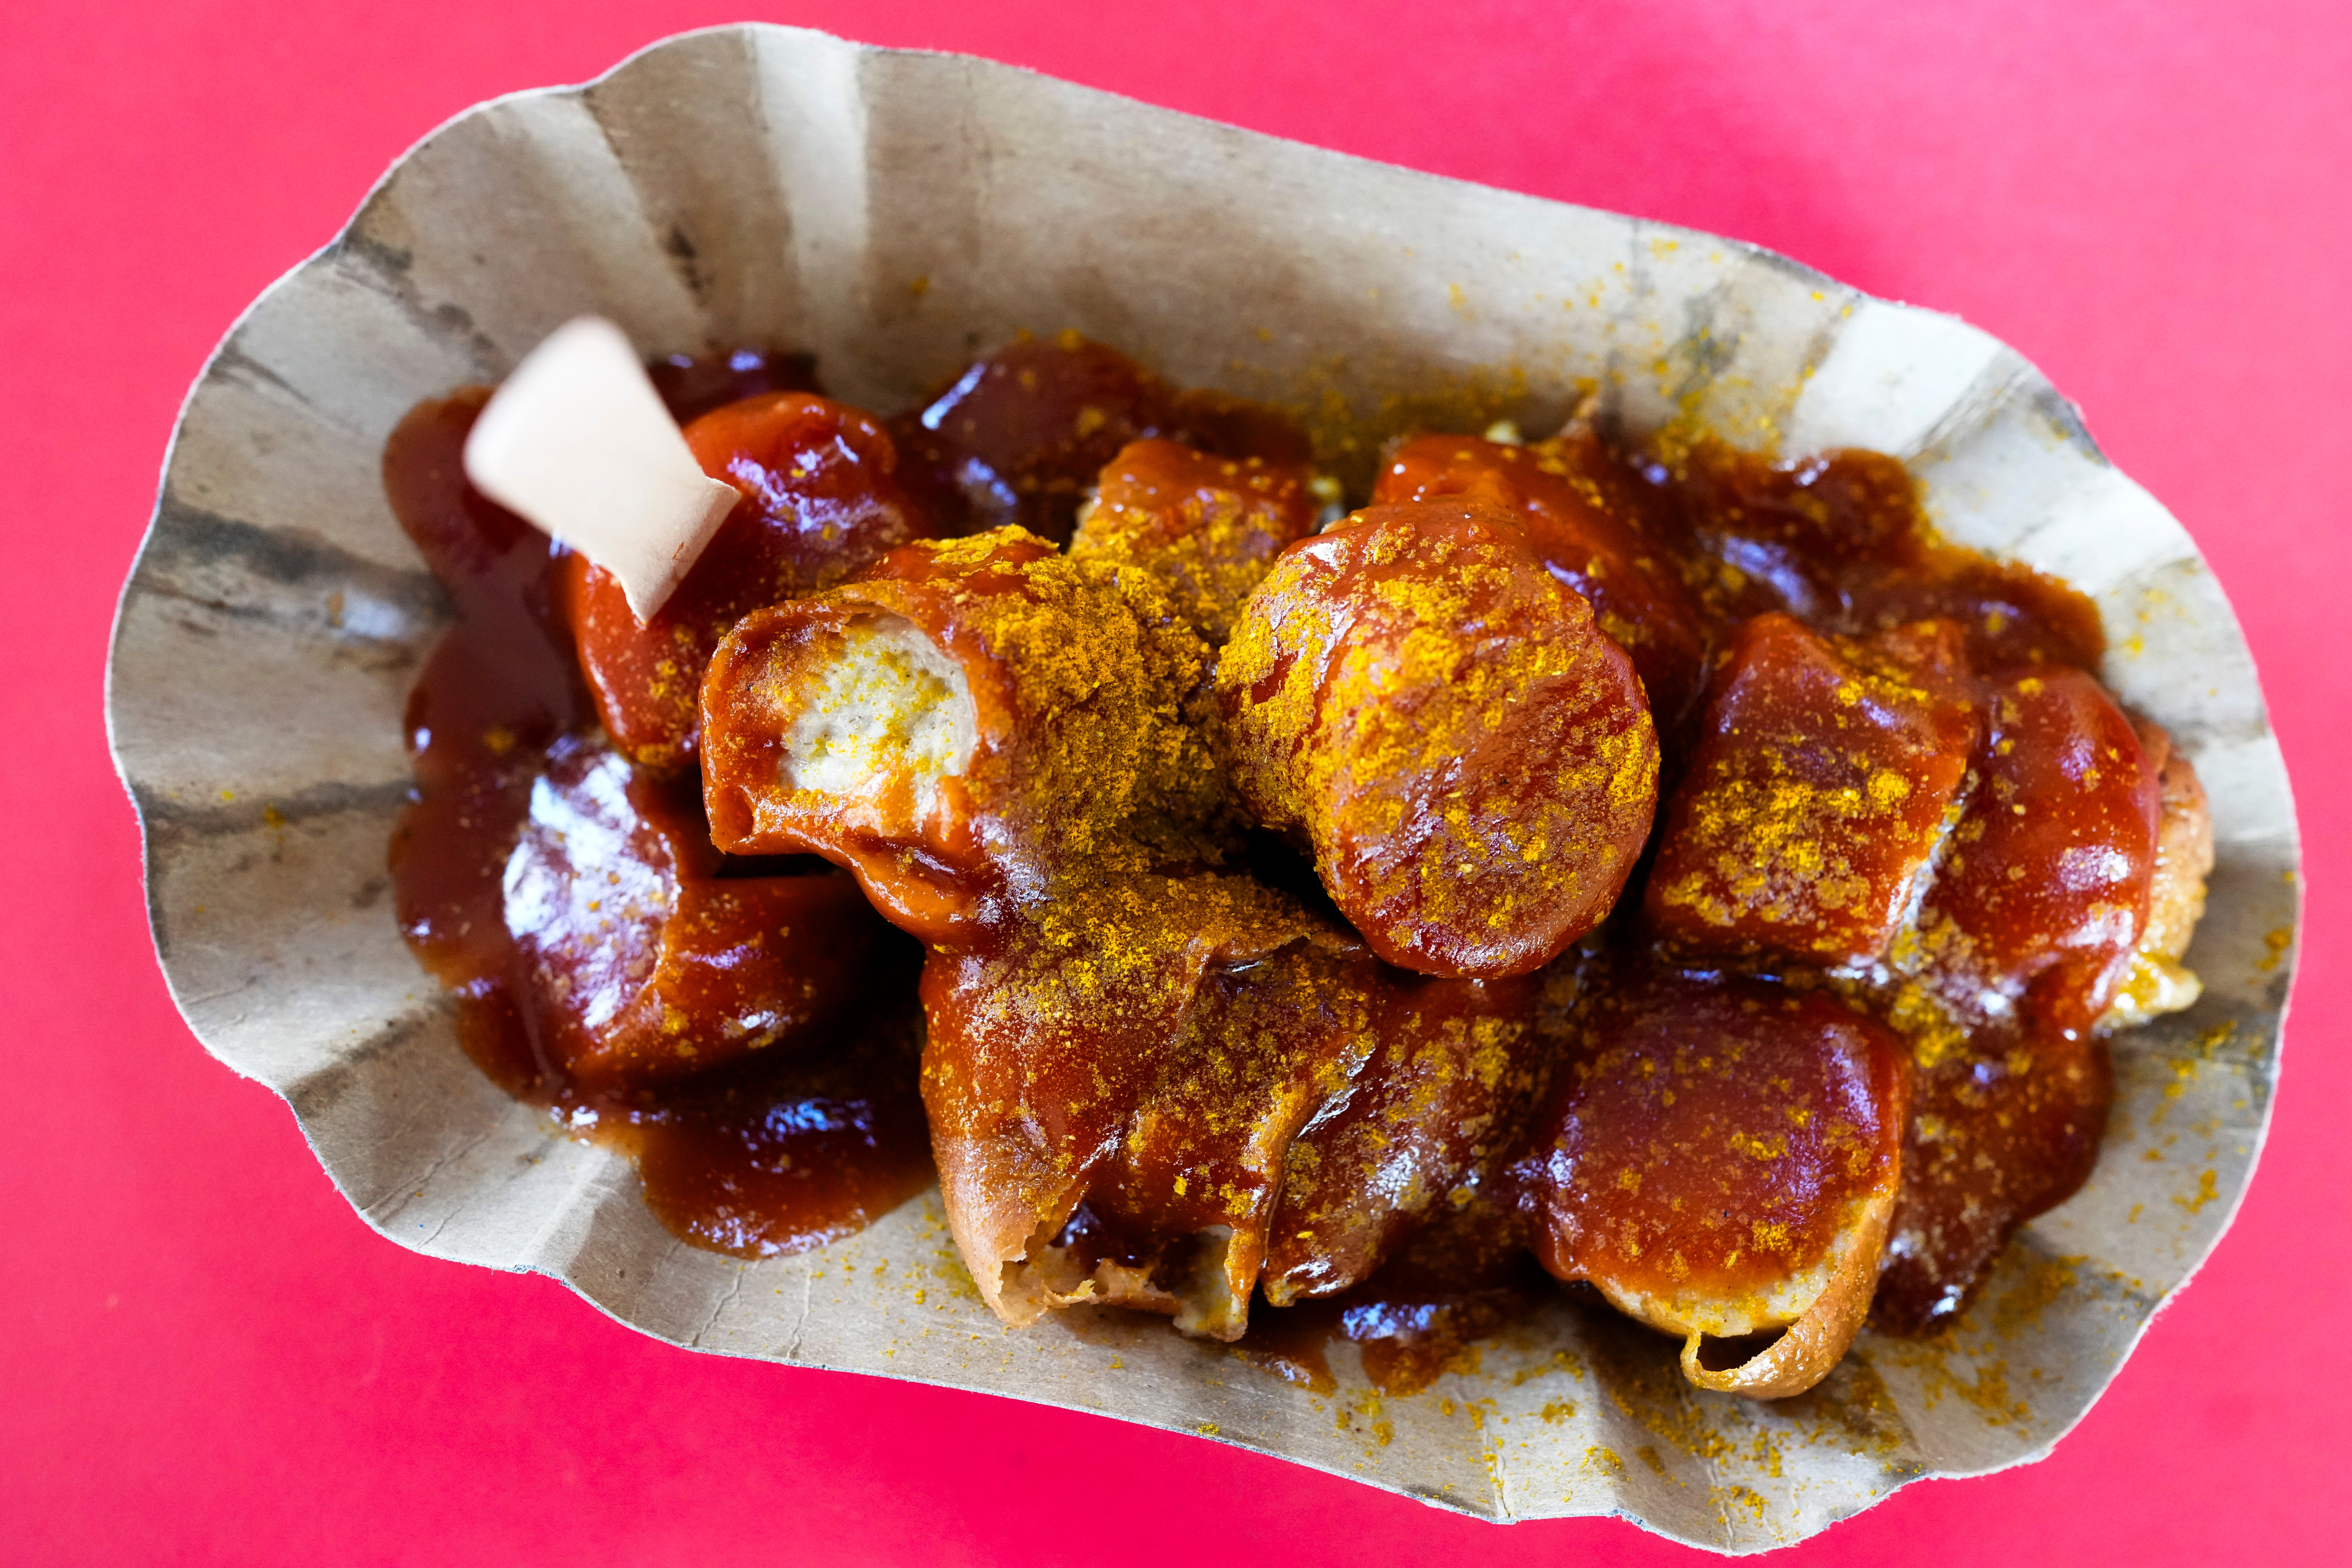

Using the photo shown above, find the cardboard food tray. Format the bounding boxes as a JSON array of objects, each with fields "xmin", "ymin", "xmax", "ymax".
[{"xmin": 104, "ymin": 24, "xmax": 2300, "ymax": 1552}]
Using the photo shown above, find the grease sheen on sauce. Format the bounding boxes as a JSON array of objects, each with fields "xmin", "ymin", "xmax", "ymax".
[
  {"xmin": 385, "ymin": 359, "xmax": 933, "ymax": 1259},
  {"xmin": 387, "ymin": 341, "xmax": 2131, "ymax": 1354}
]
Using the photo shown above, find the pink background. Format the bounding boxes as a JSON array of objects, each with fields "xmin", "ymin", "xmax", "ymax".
[{"xmin": 5, "ymin": 2, "xmax": 2344, "ymax": 1561}]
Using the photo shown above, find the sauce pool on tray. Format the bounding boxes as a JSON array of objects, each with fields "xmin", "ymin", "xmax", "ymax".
[{"xmin": 384, "ymin": 323, "xmax": 2212, "ymax": 1396}]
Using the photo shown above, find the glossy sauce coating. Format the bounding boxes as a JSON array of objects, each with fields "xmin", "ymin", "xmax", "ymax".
[
  {"xmin": 1375, "ymin": 431, "xmax": 1711, "ymax": 726},
  {"xmin": 1518, "ymin": 969, "xmax": 1906, "ymax": 1322},
  {"xmin": 1071, "ymin": 937, "xmax": 1378, "ymax": 1337},
  {"xmin": 566, "ymin": 391, "xmax": 936, "ymax": 772},
  {"xmin": 647, "ymin": 346, "xmax": 821, "ymax": 424},
  {"xmin": 916, "ymin": 875, "xmax": 1349, "ymax": 1329},
  {"xmin": 1646, "ymin": 613, "xmax": 1979, "ymax": 967},
  {"xmin": 1071, "ymin": 438, "xmax": 1320, "ymax": 644},
  {"xmin": 695, "ymin": 506, "xmax": 1574, "ymax": 1335},
  {"xmin": 1219, "ymin": 499, "xmax": 1661, "ymax": 979},
  {"xmin": 1617, "ymin": 442, "xmax": 2169, "ymax": 1345},
  {"xmin": 890, "ymin": 331, "xmax": 1312, "ymax": 545},
  {"xmin": 386, "ymin": 371, "xmax": 933, "ymax": 1259},
  {"xmin": 386, "ymin": 390, "xmax": 588, "ymax": 1000},
  {"xmin": 1912, "ymin": 667, "xmax": 2160, "ymax": 1037},
  {"xmin": 390, "ymin": 337, "xmax": 2193, "ymax": 1375},
  {"xmin": 503, "ymin": 736, "xmax": 902, "ymax": 1091},
  {"xmin": 1651, "ymin": 440, "xmax": 2104, "ymax": 674},
  {"xmin": 1873, "ymin": 1018, "xmax": 2111, "ymax": 1333},
  {"xmin": 1852, "ymin": 676, "xmax": 2160, "ymax": 1332},
  {"xmin": 700, "ymin": 527, "xmax": 1223, "ymax": 942},
  {"xmin": 1261, "ymin": 970, "xmax": 1545, "ymax": 1305},
  {"xmin": 1234, "ymin": 1193, "xmax": 1544, "ymax": 1397},
  {"xmin": 926, "ymin": 905, "xmax": 1557, "ymax": 1341}
]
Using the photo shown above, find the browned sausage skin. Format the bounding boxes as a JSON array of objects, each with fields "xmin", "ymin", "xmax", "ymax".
[
  {"xmin": 567, "ymin": 392, "xmax": 936, "ymax": 773},
  {"xmin": 1218, "ymin": 498, "xmax": 1661, "ymax": 980},
  {"xmin": 1645, "ymin": 613, "xmax": 1979, "ymax": 969},
  {"xmin": 1518, "ymin": 966, "xmax": 1907, "ymax": 1397},
  {"xmin": 387, "ymin": 331, "xmax": 2229, "ymax": 1394},
  {"xmin": 699, "ymin": 527, "xmax": 1223, "ymax": 940},
  {"xmin": 1375, "ymin": 430, "xmax": 1710, "ymax": 726},
  {"xmin": 1071, "ymin": 438, "xmax": 1320, "ymax": 645},
  {"xmin": 697, "ymin": 520, "xmax": 1559, "ymax": 1337}
]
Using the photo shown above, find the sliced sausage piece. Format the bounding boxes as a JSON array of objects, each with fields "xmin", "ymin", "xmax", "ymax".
[
  {"xmin": 915, "ymin": 874, "xmax": 1348, "ymax": 1333},
  {"xmin": 1262, "ymin": 970, "xmax": 1546, "ymax": 1305},
  {"xmin": 1059, "ymin": 937, "xmax": 1383, "ymax": 1340},
  {"xmin": 565, "ymin": 392, "xmax": 937, "ymax": 773},
  {"xmin": 501, "ymin": 736, "xmax": 904, "ymax": 1092},
  {"xmin": 1913, "ymin": 667, "xmax": 2162, "ymax": 1038},
  {"xmin": 1873, "ymin": 1018, "xmax": 2111, "ymax": 1334},
  {"xmin": 698, "ymin": 527, "xmax": 1221, "ymax": 943},
  {"xmin": 933, "ymin": 915, "xmax": 1549, "ymax": 1342},
  {"xmin": 2098, "ymin": 715, "xmax": 2216, "ymax": 1028},
  {"xmin": 1375, "ymin": 431, "xmax": 1709, "ymax": 726},
  {"xmin": 1219, "ymin": 498, "xmax": 1660, "ymax": 979},
  {"xmin": 1646, "ymin": 613, "xmax": 1977, "ymax": 968},
  {"xmin": 1517, "ymin": 969, "xmax": 1907, "ymax": 1398},
  {"xmin": 1071, "ymin": 438, "xmax": 1319, "ymax": 645}
]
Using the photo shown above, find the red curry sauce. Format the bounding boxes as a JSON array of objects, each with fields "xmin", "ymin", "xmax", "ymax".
[{"xmin": 385, "ymin": 336, "xmax": 2147, "ymax": 1369}]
